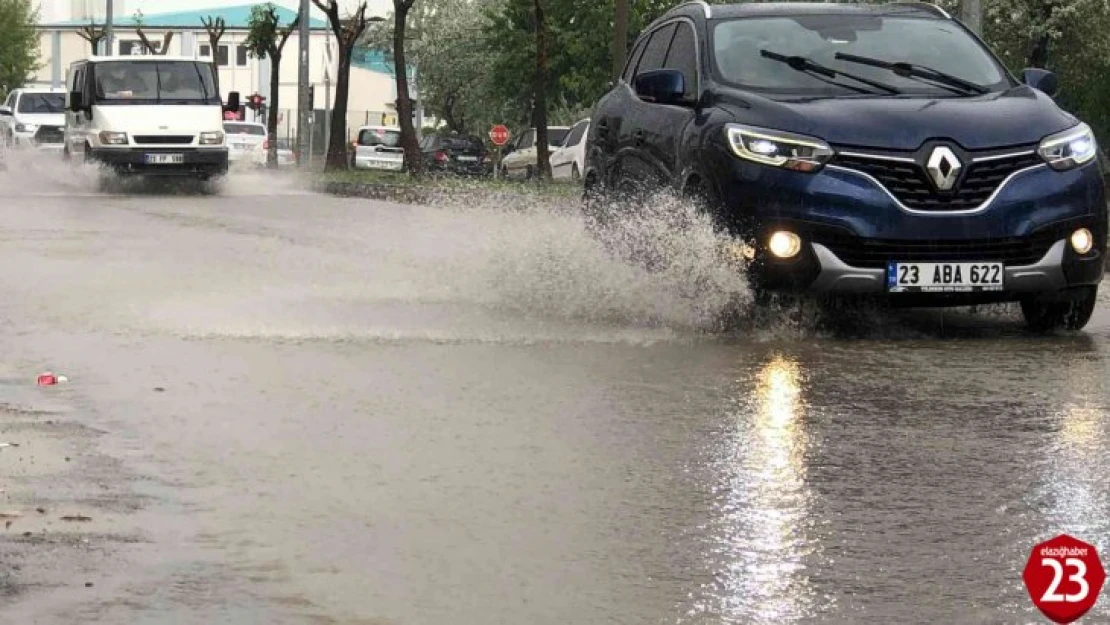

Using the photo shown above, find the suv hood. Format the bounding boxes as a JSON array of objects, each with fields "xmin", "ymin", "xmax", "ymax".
[
  {"xmin": 14, "ymin": 113, "xmax": 65, "ymax": 128},
  {"xmin": 718, "ymin": 86, "xmax": 1078, "ymax": 151}
]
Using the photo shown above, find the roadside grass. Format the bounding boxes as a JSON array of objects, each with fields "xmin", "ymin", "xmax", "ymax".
[{"xmin": 320, "ymin": 169, "xmax": 581, "ymax": 198}]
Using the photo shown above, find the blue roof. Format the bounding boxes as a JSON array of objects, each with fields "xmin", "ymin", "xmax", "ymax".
[
  {"xmin": 47, "ymin": 3, "xmax": 328, "ymax": 29},
  {"xmin": 352, "ymin": 47, "xmax": 400, "ymax": 75}
]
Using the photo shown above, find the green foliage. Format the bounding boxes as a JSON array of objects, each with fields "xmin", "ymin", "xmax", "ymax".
[
  {"xmin": 244, "ymin": 3, "xmax": 288, "ymax": 59},
  {"xmin": 0, "ymin": 0, "xmax": 41, "ymax": 98}
]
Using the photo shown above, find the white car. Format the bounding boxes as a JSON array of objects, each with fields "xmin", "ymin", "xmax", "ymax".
[
  {"xmin": 351, "ymin": 125, "xmax": 404, "ymax": 171},
  {"xmin": 550, "ymin": 118, "xmax": 589, "ymax": 182},
  {"xmin": 499, "ymin": 126, "xmax": 570, "ymax": 179},
  {"xmin": 0, "ymin": 87, "xmax": 67, "ymax": 154},
  {"xmin": 224, "ymin": 121, "xmax": 294, "ymax": 168}
]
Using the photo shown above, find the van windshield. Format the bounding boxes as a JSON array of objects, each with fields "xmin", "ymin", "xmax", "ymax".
[
  {"xmin": 92, "ymin": 60, "xmax": 219, "ymax": 104},
  {"xmin": 711, "ymin": 15, "xmax": 1013, "ymax": 96}
]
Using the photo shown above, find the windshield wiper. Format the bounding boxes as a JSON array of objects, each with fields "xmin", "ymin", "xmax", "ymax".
[
  {"xmin": 760, "ymin": 49, "xmax": 902, "ymax": 96},
  {"xmin": 833, "ymin": 52, "xmax": 989, "ymax": 95}
]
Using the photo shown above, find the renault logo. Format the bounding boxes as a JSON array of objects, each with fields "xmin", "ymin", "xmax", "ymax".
[{"xmin": 925, "ymin": 146, "xmax": 962, "ymax": 191}]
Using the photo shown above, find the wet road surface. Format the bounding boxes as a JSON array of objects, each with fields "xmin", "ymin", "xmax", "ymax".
[{"xmin": 1, "ymin": 159, "xmax": 1109, "ymax": 624}]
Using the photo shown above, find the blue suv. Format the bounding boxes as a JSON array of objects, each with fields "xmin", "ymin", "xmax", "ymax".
[{"xmin": 584, "ymin": 1, "xmax": 1107, "ymax": 331}]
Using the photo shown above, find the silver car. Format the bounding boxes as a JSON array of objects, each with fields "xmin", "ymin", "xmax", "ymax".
[{"xmin": 351, "ymin": 126, "xmax": 404, "ymax": 171}]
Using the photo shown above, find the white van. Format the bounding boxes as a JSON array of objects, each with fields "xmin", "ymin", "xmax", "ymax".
[{"xmin": 63, "ymin": 55, "xmax": 239, "ymax": 181}]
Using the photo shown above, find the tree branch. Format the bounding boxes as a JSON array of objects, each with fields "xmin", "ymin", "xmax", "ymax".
[{"xmin": 276, "ymin": 13, "xmax": 301, "ymax": 56}]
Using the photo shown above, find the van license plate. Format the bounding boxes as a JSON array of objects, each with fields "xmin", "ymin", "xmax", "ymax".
[
  {"xmin": 887, "ymin": 262, "xmax": 1004, "ymax": 293},
  {"xmin": 145, "ymin": 153, "xmax": 184, "ymax": 165}
]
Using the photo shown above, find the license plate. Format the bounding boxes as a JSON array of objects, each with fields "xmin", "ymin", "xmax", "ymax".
[
  {"xmin": 370, "ymin": 160, "xmax": 402, "ymax": 170},
  {"xmin": 887, "ymin": 261, "xmax": 1004, "ymax": 292},
  {"xmin": 457, "ymin": 155, "xmax": 478, "ymax": 162},
  {"xmin": 145, "ymin": 153, "xmax": 183, "ymax": 165}
]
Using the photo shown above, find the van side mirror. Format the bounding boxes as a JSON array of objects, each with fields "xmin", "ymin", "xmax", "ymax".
[
  {"xmin": 0, "ymin": 105, "xmax": 11, "ymax": 117},
  {"xmin": 67, "ymin": 91, "xmax": 85, "ymax": 112},
  {"xmin": 225, "ymin": 91, "xmax": 241, "ymax": 112},
  {"xmin": 1022, "ymin": 68, "xmax": 1058, "ymax": 97},
  {"xmin": 634, "ymin": 69, "xmax": 688, "ymax": 106}
]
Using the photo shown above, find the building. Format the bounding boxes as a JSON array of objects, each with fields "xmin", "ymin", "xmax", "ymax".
[{"xmin": 34, "ymin": 3, "xmax": 418, "ymax": 147}]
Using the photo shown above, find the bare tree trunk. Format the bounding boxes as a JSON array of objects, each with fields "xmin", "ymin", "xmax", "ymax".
[
  {"xmin": 958, "ymin": 0, "xmax": 982, "ymax": 36},
  {"xmin": 267, "ymin": 55, "xmax": 282, "ymax": 167},
  {"xmin": 78, "ymin": 25, "xmax": 106, "ymax": 55},
  {"xmin": 611, "ymin": 0, "xmax": 630, "ymax": 81},
  {"xmin": 201, "ymin": 17, "xmax": 227, "ymax": 95},
  {"xmin": 394, "ymin": 1, "xmax": 423, "ymax": 177},
  {"xmin": 327, "ymin": 53, "xmax": 353, "ymax": 170},
  {"xmin": 533, "ymin": 0, "xmax": 550, "ymax": 181}
]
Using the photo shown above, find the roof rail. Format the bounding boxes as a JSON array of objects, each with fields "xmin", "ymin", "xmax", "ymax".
[
  {"xmin": 673, "ymin": 0, "xmax": 712, "ymax": 19},
  {"xmin": 885, "ymin": 2, "xmax": 951, "ymax": 18}
]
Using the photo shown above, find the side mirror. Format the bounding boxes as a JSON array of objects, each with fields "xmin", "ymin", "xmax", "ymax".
[
  {"xmin": 68, "ymin": 91, "xmax": 84, "ymax": 112},
  {"xmin": 0, "ymin": 105, "xmax": 11, "ymax": 117},
  {"xmin": 1022, "ymin": 68, "xmax": 1058, "ymax": 97},
  {"xmin": 225, "ymin": 91, "xmax": 241, "ymax": 112},
  {"xmin": 633, "ymin": 69, "xmax": 688, "ymax": 106}
]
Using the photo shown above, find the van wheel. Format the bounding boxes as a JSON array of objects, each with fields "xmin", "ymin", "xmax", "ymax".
[
  {"xmin": 571, "ymin": 163, "xmax": 581, "ymax": 182},
  {"xmin": 525, "ymin": 165, "xmax": 534, "ymax": 180},
  {"xmin": 1021, "ymin": 286, "xmax": 1098, "ymax": 332}
]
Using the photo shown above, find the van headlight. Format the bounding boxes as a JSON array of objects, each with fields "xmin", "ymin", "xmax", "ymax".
[
  {"xmin": 199, "ymin": 131, "xmax": 225, "ymax": 146},
  {"xmin": 1037, "ymin": 122, "xmax": 1097, "ymax": 171},
  {"xmin": 726, "ymin": 124, "xmax": 833, "ymax": 172},
  {"xmin": 14, "ymin": 123, "xmax": 36, "ymax": 133},
  {"xmin": 98, "ymin": 131, "xmax": 128, "ymax": 145}
]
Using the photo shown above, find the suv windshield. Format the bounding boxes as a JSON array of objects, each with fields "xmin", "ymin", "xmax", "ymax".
[
  {"xmin": 18, "ymin": 93, "xmax": 65, "ymax": 113},
  {"xmin": 92, "ymin": 60, "xmax": 219, "ymax": 104},
  {"xmin": 358, "ymin": 128, "xmax": 402, "ymax": 147},
  {"xmin": 711, "ymin": 14, "xmax": 1011, "ymax": 96}
]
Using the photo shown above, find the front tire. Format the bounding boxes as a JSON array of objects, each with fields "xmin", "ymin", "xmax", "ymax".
[{"xmin": 1020, "ymin": 286, "xmax": 1099, "ymax": 332}]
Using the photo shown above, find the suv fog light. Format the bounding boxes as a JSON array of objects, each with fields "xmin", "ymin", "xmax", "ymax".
[
  {"xmin": 1070, "ymin": 228, "xmax": 1094, "ymax": 255},
  {"xmin": 768, "ymin": 231, "xmax": 802, "ymax": 259}
]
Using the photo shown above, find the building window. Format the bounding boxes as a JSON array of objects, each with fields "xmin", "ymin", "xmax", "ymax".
[
  {"xmin": 199, "ymin": 43, "xmax": 211, "ymax": 57},
  {"xmin": 120, "ymin": 39, "xmax": 156, "ymax": 55},
  {"xmin": 236, "ymin": 45, "xmax": 248, "ymax": 67},
  {"xmin": 216, "ymin": 44, "xmax": 229, "ymax": 67}
]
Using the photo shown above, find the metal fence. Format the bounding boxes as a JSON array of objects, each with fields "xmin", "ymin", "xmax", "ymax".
[{"xmin": 235, "ymin": 109, "xmax": 393, "ymax": 154}]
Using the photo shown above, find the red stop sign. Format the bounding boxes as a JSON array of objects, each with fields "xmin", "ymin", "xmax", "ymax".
[
  {"xmin": 1023, "ymin": 534, "xmax": 1106, "ymax": 623},
  {"xmin": 489, "ymin": 124, "xmax": 510, "ymax": 146}
]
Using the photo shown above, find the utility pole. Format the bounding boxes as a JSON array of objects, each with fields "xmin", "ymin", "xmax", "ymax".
[
  {"xmin": 105, "ymin": 0, "xmax": 114, "ymax": 55},
  {"xmin": 959, "ymin": 0, "xmax": 982, "ymax": 36},
  {"xmin": 297, "ymin": 0, "xmax": 311, "ymax": 167},
  {"xmin": 324, "ymin": 28, "xmax": 331, "ymax": 160}
]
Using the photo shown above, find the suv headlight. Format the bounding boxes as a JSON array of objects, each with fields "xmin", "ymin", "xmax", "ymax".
[
  {"xmin": 98, "ymin": 131, "xmax": 128, "ymax": 145},
  {"xmin": 726, "ymin": 124, "xmax": 833, "ymax": 172},
  {"xmin": 1037, "ymin": 122, "xmax": 1097, "ymax": 171},
  {"xmin": 199, "ymin": 131, "xmax": 225, "ymax": 145}
]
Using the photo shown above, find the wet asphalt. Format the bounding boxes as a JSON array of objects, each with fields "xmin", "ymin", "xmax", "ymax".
[{"xmin": 0, "ymin": 159, "xmax": 1108, "ymax": 624}]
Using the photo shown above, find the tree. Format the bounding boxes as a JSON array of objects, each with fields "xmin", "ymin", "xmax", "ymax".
[
  {"xmin": 314, "ymin": 0, "xmax": 373, "ymax": 171},
  {"xmin": 77, "ymin": 24, "xmax": 107, "ymax": 55},
  {"xmin": 390, "ymin": 0, "xmax": 423, "ymax": 176},
  {"xmin": 532, "ymin": 0, "xmax": 550, "ymax": 180},
  {"xmin": 612, "ymin": 0, "xmax": 630, "ymax": 81},
  {"xmin": 244, "ymin": 4, "xmax": 299, "ymax": 167},
  {"xmin": 0, "ymin": 0, "xmax": 40, "ymax": 97},
  {"xmin": 201, "ymin": 16, "xmax": 227, "ymax": 92},
  {"xmin": 133, "ymin": 10, "xmax": 174, "ymax": 55}
]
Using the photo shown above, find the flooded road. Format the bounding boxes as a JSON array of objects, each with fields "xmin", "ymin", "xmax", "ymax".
[{"xmin": 0, "ymin": 162, "xmax": 1108, "ymax": 624}]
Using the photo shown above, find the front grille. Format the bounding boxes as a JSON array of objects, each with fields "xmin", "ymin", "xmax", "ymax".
[
  {"xmin": 817, "ymin": 231, "xmax": 1060, "ymax": 269},
  {"xmin": 133, "ymin": 135, "xmax": 194, "ymax": 145},
  {"xmin": 33, "ymin": 126, "xmax": 64, "ymax": 145},
  {"xmin": 830, "ymin": 151, "xmax": 1043, "ymax": 212}
]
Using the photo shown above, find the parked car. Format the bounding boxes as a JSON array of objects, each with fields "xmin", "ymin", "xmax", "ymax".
[
  {"xmin": 550, "ymin": 118, "xmax": 590, "ymax": 182},
  {"xmin": 351, "ymin": 125, "xmax": 404, "ymax": 171},
  {"xmin": 0, "ymin": 87, "xmax": 67, "ymax": 154},
  {"xmin": 500, "ymin": 126, "xmax": 570, "ymax": 179},
  {"xmin": 420, "ymin": 134, "xmax": 492, "ymax": 176},
  {"xmin": 584, "ymin": 0, "xmax": 1107, "ymax": 332},
  {"xmin": 224, "ymin": 121, "xmax": 294, "ymax": 168}
]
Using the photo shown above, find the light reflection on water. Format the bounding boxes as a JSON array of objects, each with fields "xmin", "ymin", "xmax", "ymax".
[{"xmin": 685, "ymin": 352, "xmax": 826, "ymax": 624}]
